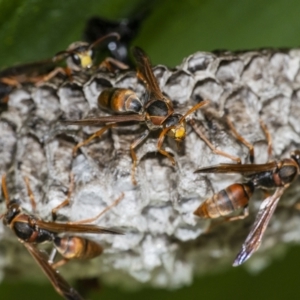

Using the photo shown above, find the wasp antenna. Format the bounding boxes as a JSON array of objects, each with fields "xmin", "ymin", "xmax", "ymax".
[
  {"xmin": 89, "ymin": 32, "xmax": 121, "ymax": 50},
  {"xmin": 180, "ymin": 100, "xmax": 209, "ymax": 123},
  {"xmin": 52, "ymin": 50, "xmax": 70, "ymax": 62},
  {"xmin": 24, "ymin": 176, "xmax": 37, "ymax": 213}
]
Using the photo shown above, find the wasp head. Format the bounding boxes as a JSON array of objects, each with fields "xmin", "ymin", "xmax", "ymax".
[
  {"xmin": 291, "ymin": 150, "xmax": 300, "ymax": 171},
  {"xmin": 66, "ymin": 42, "xmax": 94, "ymax": 71},
  {"xmin": 165, "ymin": 114, "xmax": 187, "ymax": 142},
  {"xmin": 3, "ymin": 201, "xmax": 21, "ymax": 226}
]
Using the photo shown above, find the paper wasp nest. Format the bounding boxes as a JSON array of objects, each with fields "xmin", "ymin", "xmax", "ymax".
[{"xmin": 1, "ymin": 48, "xmax": 300, "ymax": 289}]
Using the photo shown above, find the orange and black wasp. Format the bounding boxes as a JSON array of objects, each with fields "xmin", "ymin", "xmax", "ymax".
[
  {"xmin": 0, "ymin": 32, "xmax": 125, "ymax": 102},
  {"xmin": 63, "ymin": 47, "xmax": 241, "ymax": 184},
  {"xmin": 48, "ymin": 32, "xmax": 128, "ymax": 77},
  {"xmin": 193, "ymin": 150, "xmax": 300, "ymax": 265},
  {"xmin": 0, "ymin": 174, "xmax": 123, "ymax": 300}
]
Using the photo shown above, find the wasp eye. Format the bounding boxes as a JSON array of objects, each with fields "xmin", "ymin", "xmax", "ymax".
[{"xmin": 71, "ymin": 54, "xmax": 81, "ymax": 65}]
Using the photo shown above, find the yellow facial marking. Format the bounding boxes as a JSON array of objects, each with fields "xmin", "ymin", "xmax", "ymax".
[
  {"xmin": 79, "ymin": 53, "xmax": 93, "ymax": 68},
  {"xmin": 175, "ymin": 127, "xmax": 186, "ymax": 140}
]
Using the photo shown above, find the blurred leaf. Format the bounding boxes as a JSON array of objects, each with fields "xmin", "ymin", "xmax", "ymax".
[
  {"xmin": 0, "ymin": 0, "xmax": 141, "ymax": 67},
  {"xmin": 135, "ymin": 0, "xmax": 300, "ymax": 65}
]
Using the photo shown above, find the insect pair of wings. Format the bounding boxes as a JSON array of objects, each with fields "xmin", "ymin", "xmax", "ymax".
[
  {"xmin": 1, "ymin": 174, "xmax": 123, "ymax": 300},
  {"xmin": 194, "ymin": 152, "xmax": 300, "ymax": 265}
]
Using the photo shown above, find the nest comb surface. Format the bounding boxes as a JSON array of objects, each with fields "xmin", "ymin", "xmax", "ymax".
[{"xmin": 1, "ymin": 48, "xmax": 300, "ymax": 289}]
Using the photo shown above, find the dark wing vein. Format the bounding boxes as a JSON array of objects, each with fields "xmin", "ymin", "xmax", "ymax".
[
  {"xmin": 233, "ymin": 188, "xmax": 284, "ymax": 266},
  {"xmin": 195, "ymin": 162, "xmax": 277, "ymax": 174},
  {"xmin": 24, "ymin": 243, "xmax": 84, "ymax": 300}
]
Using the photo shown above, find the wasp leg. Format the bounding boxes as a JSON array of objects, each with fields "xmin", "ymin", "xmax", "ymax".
[
  {"xmin": 68, "ymin": 192, "xmax": 124, "ymax": 225},
  {"xmin": 157, "ymin": 127, "xmax": 176, "ymax": 165},
  {"xmin": 72, "ymin": 123, "xmax": 116, "ymax": 156},
  {"xmin": 226, "ymin": 116, "xmax": 254, "ymax": 163},
  {"xmin": 51, "ymin": 173, "xmax": 74, "ymax": 221},
  {"xmin": 36, "ymin": 67, "xmax": 71, "ymax": 86},
  {"xmin": 1, "ymin": 74, "xmax": 47, "ymax": 87},
  {"xmin": 51, "ymin": 259, "xmax": 69, "ymax": 269},
  {"xmin": 204, "ymin": 207, "xmax": 249, "ymax": 233},
  {"xmin": 260, "ymin": 120, "xmax": 272, "ymax": 161},
  {"xmin": 49, "ymin": 247, "xmax": 69, "ymax": 269},
  {"xmin": 179, "ymin": 100, "xmax": 209, "ymax": 122},
  {"xmin": 24, "ymin": 176, "xmax": 37, "ymax": 213},
  {"xmin": 1, "ymin": 174, "xmax": 10, "ymax": 208},
  {"xmin": 0, "ymin": 77, "xmax": 22, "ymax": 88},
  {"xmin": 130, "ymin": 130, "xmax": 150, "ymax": 185},
  {"xmin": 0, "ymin": 95, "xmax": 9, "ymax": 104},
  {"xmin": 224, "ymin": 207, "xmax": 249, "ymax": 222},
  {"xmin": 261, "ymin": 189, "xmax": 271, "ymax": 199},
  {"xmin": 189, "ymin": 119, "xmax": 241, "ymax": 163},
  {"xmin": 99, "ymin": 57, "xmax": 129, "ymax": 72}
]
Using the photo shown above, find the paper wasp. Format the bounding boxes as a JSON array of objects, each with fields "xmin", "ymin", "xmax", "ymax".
[
  {"xmin": 0, "ymin": 32, "xmax": 125, "ymax": 101},
  {"xmin": 0, "ymin": 174, "xmax": 123, "ymax": 300},
  {"xmin": 49, "ymin": 32, "xmax": 128, "ymax": 75},
  {"xmin": 63, "ymin": 46, "xmax": 243, "ymax": 184},
  {"xmin": 194, "ymin": 150, "xmax": 300, "ymax": 265}
]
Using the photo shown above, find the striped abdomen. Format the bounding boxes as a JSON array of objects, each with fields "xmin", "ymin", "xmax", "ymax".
[
  {"xmin": 54, "ymin": 236, "xmax": 103, "ymax": 260},
  {"xmin": 98, "ymin": 88, "xmax": 142, "ymax": 114},
  {"xmin": 194, "ymin": 183, "xmax": 254, "ymax": 219}
]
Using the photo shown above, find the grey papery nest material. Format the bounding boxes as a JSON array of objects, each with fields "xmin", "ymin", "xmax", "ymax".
[{"xmin": 1, "ymin": 48, "xmax": 300, "ymax": 289}]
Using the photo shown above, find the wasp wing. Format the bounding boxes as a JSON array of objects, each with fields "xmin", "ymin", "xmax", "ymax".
[
  {"xmin": 132, "ymin": 46, "xmax": 165, "ymax": 100},
  {"xmin": 34, "ymin": 220, "xmax": 123, "ymax": 235},
  {"xmin": 0, "ymin": 59, "xmax": 55, "ymax": 79},
  {"xmin": 23, "ymin": 243, "xmax": 84, "ymax": 300},
  {"xmin": 62, "ymin": 114, "xmax": 144, "ymax": 126},
  {"xmin": 233, "ymin": 187, "xmax": 285, "ymax": 266},
  {"xmin": 88, "ymin": 32, "xmax": 120, "ymax": 50},
  {"xmin": 52, "ymin": 50, "xmax": 73, "ymax": 63},
  {"xmin": 194, "ymin": 161, "xmax": 277, "ymax": 174}
]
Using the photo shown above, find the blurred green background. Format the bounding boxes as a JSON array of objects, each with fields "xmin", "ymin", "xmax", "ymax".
[{"xmin": 1, "ymin": 0, "xmax": 300, "ymax": 299}]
